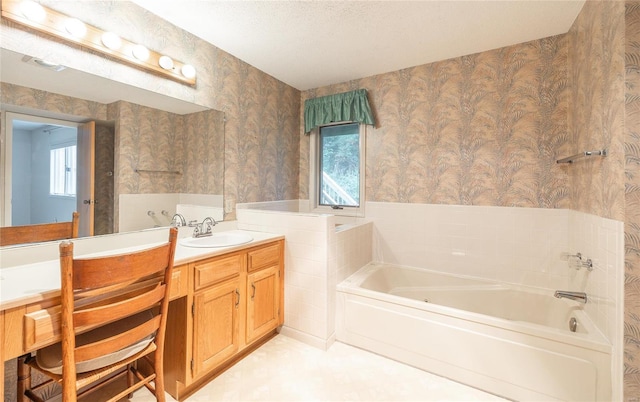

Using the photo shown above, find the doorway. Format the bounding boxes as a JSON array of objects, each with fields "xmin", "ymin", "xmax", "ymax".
[{"xmin": 2, "ymin": 112, "xmax": 100, "ymax": 237}]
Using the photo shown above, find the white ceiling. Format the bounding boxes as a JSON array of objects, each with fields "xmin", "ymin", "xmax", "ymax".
[{"xmin": 132, "ymin": 0, "xmax": 585, "ymax": 91}]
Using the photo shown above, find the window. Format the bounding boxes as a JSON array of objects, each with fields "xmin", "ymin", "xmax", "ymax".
[
  {"xmin": 311, "ymin": 122, "xmax": 365, "ymax": 215},
  {"xmin": 50, "ymin": 145, "xmax": 76, "ymax": 196}
]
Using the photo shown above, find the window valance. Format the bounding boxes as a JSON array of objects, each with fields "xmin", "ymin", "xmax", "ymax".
[{"xmin": 304, "ymin": 89, "xmax": 375, "ymax": 133}]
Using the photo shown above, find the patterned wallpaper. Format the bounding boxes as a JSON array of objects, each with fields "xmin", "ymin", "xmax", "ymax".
[
  {"xmin": 182, "ymin": 110, "xmax": 225, "ymax": 196},
  {"xmin": 568, "ymin": 0, "xmax": 625, "ymax": 223},
  {"xmin": 0, "ymin": 83, "xmax": 107, "ymax": 121},
  {"xmin": 301, "ymin": 36, "xmax": 570, "ymax": 209},
  {"xmin": 626, "ymin": 2, "xmax": 640, "ymax": 397},
  {"xmin": 111, "ymin": 100, "xmax": 185, "ymax": 195}
]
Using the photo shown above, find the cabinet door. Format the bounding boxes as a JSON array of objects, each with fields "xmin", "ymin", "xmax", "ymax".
[
  {"xmin": 192, "ymin": 278, "xmax": 241, "ymax": 378},
  {"xmin": 246, "ymin": 265, "xmax": 280, "ymax": 344}
]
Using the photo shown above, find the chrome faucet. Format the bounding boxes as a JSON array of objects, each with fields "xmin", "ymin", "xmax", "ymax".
[
  {"xmin": 554, "ymin": 290, "xmax": 588, "ymax": 303},
  {"xmin": 171, "ymin": 213, "xmax": 186, "ymax": 227},
  {"xmin": 193, "ymin": 217, "xmax": 217, "ymax": 238}
]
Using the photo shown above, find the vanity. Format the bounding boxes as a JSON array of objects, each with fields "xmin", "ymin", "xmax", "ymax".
[{"xmin": 0, "ymin": 228, "xmax": 284, "ymax": 401}]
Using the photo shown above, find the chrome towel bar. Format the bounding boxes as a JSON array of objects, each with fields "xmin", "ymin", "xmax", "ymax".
[{"xmin": 556, "ymin": 149, "xmax": 607, "ymax": 164}]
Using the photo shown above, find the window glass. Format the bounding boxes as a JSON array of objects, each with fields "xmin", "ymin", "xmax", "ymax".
[
  {"xmin": 50, "ymin": 145, "xmax": 76, "ymax": 196},
  {"xmin": 318, "ymin": 123, "xmax": 360, "ymax": 207}
]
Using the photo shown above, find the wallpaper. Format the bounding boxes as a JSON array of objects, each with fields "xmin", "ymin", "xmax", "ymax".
[
  {"xmin": 626, "ymin": 2, "xmax": 640, "ymax": 397},
  {"xmin": 182, "ymin": 110, "xmax": 225, "ymax": 196},
  {"xmin": 112, "ymin": 100, "xmax": 185, "ymax": 195},
  {"xmin": 0, "ymin": 83, "xmax": 107, "ymax": 121},
  {"xmin": 215, "ymin": 52, "xmax": 300, "ymax": 219},
  {"xmin": 568, "ymin": 0, "xmax": 625, "ymax": 223},
  {"xmin": 301, "ymin": 36, "xmax": 570, "ymax": 209}
]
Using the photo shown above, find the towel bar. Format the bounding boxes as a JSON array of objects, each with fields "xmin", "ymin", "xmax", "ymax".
[
  {"xmin": 556, "ymin": 149, "xmax": 607, "ymax": 164},
  {"xmin": 135, "ymin": 169, "xmax": 182, "ymax": 175}
]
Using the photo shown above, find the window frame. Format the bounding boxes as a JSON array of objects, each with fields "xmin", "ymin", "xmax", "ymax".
[{"xmin": 309, "ymin": 121, "xmax": 365, "ymax": 217}]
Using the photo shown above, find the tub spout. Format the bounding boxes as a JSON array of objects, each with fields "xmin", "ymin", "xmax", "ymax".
[{"xmin": 554, "ymin": 290, "xmax": 587, "ymax": 303}]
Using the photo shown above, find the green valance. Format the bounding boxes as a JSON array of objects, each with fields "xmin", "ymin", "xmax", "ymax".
[{"xmin": 304, "ymin": 89, "xmax": 375, "ymax": 133}]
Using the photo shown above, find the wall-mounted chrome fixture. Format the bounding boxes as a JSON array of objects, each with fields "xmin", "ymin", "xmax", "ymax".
[
  {"xmin": 556, "ymin": 149, "xmax": 607, "ymax": 164},
  {"xmin": 566, "ymin": 252, "xmax": 594, "ymax": 271},
  {"xmin": 1, "ymin": 0, "xmax": 197, "ymax": 85}
]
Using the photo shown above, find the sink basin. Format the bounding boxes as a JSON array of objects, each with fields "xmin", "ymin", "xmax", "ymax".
[{"xmin": 180, "ymin": 232, "xmax": 253, "ymax": 248}]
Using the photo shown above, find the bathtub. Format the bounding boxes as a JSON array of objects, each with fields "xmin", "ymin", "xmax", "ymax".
[{"xmin": 336, "ymin": 262, "xmax": 612, "ymax": 402}]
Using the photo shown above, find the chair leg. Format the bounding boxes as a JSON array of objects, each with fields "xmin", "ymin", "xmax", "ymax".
[
  {"xmin": 16, "ymin": 355, "xmax": 32, "ymax": 402},
  {"xmin": 154, "ymin": 357, "xmax": 165, "ymax": 402},
  {"xmin": 127, "ymin": 363, "xmax": 135, "ymax": 399}
]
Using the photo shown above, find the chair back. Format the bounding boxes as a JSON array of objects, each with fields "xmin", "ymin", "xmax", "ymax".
[
  {"xmin": 0, "ymin": 212, "xmax": 79, "ymax": 246},
  {"xmin": 58, "ymin": 227, "xmax": 177, "ymax": 398}
]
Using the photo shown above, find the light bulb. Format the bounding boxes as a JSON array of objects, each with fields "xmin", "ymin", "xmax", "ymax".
[
  {"xmin": 101, "ymin": 32, "xmax": 121, "ymax": 50},
  {"xmin": 20, "ymin": 1, "xmax": 45, "ymax": 22},
  {"xmin": 65, "ymin": 18, "xmax": 87, "ymax": 37},
  {"xmin": 132, "ymin": 44, "xmax": 150, "ymax": 61},
  {"xmin": 159, "ymin": 55, "xmax": 174, "ymax": 70},
  {"xmin": 181, "ymin": 64, "xmax": 196, "ymax": 79}
]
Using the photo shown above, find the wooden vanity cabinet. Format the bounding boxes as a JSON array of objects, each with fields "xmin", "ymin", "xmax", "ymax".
[
  {"xmin": 164, "ymin": 239, "xmax": 284, "ymax": 401},
  {"xmin": 192, "ymin": 276, "xmax": 242, "ymax": 377}
]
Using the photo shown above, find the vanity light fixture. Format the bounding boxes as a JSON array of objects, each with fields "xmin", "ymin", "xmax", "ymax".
[
  {"xmin": 131, "ymin": 44, "xmax": 150, "ymax": 61},
  {"xmin": 158, "ymin": 55, "xmax": 174, "ymax": 70},
  {"xmin": 181, "ymin": 64, "xmax": 196, "ymax": 79},
  {"xmin": 101, "ymin": 32, "xmax": 121, "ymax": 50},
  {"xmin": 64, "ymin": 17, "xmax": 86, "ymax": 38},
  {"xmin": 19, "ymin": 0, "xmax": 44, "ymax": 22},
  {"xmin": 1, "ymin": 0, "xmax": 197, "ymax": 85}
]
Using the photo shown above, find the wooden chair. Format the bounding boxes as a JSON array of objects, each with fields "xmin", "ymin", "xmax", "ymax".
[
  {"xmin": 23, "ymin": 227, "xmax": 178, "ymax": 402},
  {"xmin": 0, "ymin": 212, "xmax": 80, "ymax": 246},
  {"xmin": 2, "ymin": 212, "xmax": 80, "ymax": 401}
]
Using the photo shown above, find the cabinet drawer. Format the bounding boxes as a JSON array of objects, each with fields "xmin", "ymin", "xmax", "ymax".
[
  {"xmin": 194, "ymin": 253, "xmax": 244, "ymax": 290},
  {"xmin": 247, "ymin": 242, "xmax": 281, "ymax": 273}
]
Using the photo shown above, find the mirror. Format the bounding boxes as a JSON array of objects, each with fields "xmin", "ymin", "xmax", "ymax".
[{"xmin": 1, "ymin": 48, "xmax": 225, "ymax": 243}]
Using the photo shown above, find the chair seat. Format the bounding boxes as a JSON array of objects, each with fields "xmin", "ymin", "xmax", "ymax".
[{"xmin": 36, "ymin": 311, "xmax": 154, "ymax": 375}]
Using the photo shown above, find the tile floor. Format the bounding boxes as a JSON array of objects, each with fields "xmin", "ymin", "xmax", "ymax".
[{"xmin": 131, "ymin": 335, "xmax": 507, "ymax": 402}]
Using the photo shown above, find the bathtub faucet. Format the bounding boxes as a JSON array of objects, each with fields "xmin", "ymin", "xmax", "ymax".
[{"xmin": 554, "ymin": 290, "xmax": 587, "ymax": 304}]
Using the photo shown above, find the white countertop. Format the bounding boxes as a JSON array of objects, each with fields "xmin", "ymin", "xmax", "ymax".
[{"xmin": 0, "ymin": 229, "xmax": 283, "ymax": 311}]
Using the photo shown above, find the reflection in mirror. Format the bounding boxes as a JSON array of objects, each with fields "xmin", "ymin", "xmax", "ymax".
[{"xmin": 1, "ymin": 49, "xmax": 225, "ymax": 246}]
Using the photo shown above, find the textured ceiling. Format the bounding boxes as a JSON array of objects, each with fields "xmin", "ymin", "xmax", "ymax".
[{"xmin": 133, "ymin": 0, "xmax": 585, "ymax": 91}]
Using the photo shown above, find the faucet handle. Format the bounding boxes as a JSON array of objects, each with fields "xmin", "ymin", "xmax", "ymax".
[
  {"xmin": 201, "ymin": 217, "xmax": 216, "ymax": 234},
  {"xmin": 581, "ymin": 258, "xmax": 594, "ymax": 271}
]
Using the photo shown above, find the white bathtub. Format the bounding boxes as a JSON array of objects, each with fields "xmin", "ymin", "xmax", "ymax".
[{"xmin": 336, "ymin": 262, "xmax": 612, "ymax": 401}]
